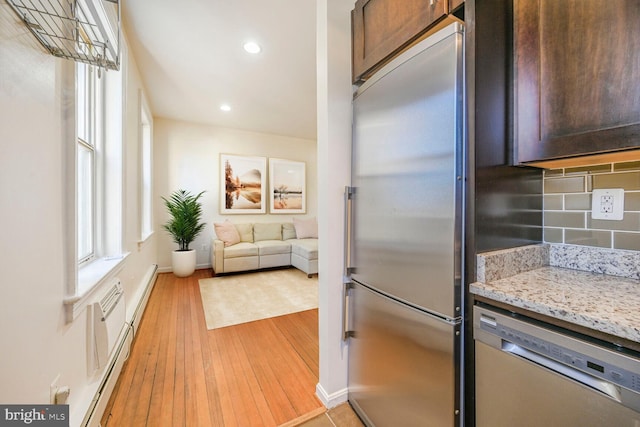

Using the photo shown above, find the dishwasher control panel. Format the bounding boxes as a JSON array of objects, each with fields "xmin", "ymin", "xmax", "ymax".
[{"xmin": 478, "ymin": 309, "xmax": 640, "ymax": 394}]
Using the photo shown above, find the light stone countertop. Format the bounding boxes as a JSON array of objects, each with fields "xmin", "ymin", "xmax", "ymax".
[{"xmin": 471, "ymin": 244, "xmax": 640, "ymax": 344}]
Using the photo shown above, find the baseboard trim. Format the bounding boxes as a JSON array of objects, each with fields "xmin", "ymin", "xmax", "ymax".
[
  {"xmin": 157, "ymin": 263, "xmax": 211, "ymax": 274},
  {"xmin": 316, "ymin": 383, "xmax": 348, "ymax": 409}
]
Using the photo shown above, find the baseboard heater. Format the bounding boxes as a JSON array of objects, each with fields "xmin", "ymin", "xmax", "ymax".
[
  {"xmin": 83, "ymin": 323, "xmax": 132, "ymax": 427},
  {"xmin": 130, "ymin": 264, "xmax": 158, "ymax": 335},
  {"xmin": 82, "ymin": 264, "xmax": 158, "ymax": 427}
]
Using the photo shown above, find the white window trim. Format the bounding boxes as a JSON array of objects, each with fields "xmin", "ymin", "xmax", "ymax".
[
  {"xmin": 138, "ymin": 89, "xmax": 154, "ymax": 244},
  {"xmin": 137, "ymin": 232, "xmax": 155, "ymax": 251},
  {"xmin": 77, "ymin": 62, "xmax": 99, "ymax": 266}
]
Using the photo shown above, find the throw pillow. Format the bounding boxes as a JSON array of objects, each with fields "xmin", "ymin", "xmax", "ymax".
[
  {"xmin": 282, "ymin": 223, "xmax": 297, "ymax": 240},
  {"xmin": 214, "ymin": 220, "xmax": 241, "ymax": 247},
  {"xmin": 254, "ymin": 223, "xmax": 282, "ymax": 241},
  {"xmin": 235, "ymin": 223, "xmax": 254, "ymax": 242},
  {"xmin": 293, "ymin": 217, "xmax": 318, "ymax": 239}
]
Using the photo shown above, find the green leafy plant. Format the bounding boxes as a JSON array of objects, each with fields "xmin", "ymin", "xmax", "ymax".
[{"xmin": 162, "ymin": 189, "xmax": 206, "ymax": 251}]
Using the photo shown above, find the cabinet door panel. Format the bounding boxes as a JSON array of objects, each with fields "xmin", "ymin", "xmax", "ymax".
[
  {"xmin": 450, "ymin": 0, "xmax": 464, "ymax": 13},
  {"xmin": 352, "ymin": 0, "xmax": 447, "ymax": 83},
  {"xmin": 514, "ymin": 0, "xmax": 640, "ymax": 164}
]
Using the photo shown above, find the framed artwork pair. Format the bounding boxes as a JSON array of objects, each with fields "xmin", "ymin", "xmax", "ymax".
[{"xmin": 220, "ymin": 154, "xmax": 306, "ymax": 215}]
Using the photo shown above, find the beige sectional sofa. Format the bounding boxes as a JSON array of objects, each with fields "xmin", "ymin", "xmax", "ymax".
[{"xmin": 211, "ymin": 220, "xmax": 318, "ymax": 277}]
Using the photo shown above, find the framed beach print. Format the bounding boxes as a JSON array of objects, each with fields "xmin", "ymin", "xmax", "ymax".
[
  {"xmin": 269, "ymin": 158, "xmax": 306, "ymax": 214},
  {"xmin": 220, "ymin": 154, "xmax": 267, "ymax": 214}
]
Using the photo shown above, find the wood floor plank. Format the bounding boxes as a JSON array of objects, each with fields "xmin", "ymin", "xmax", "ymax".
[
  {"xmin": 272, "ymin": 311, "xmax": 319, "ymax": 377},
  {"xmin": 137, "ymin": 272, "xmax": 177, "ymax": 426},
  {"xmin": 172, "ymin": 278, "xmax": 187, "ymax": 427},
  {"xmin": 218, "ymin": 326, "xmax": 265, "ymax": 426},
  {"xmin": 145, "ymin": 271, "xmax": 173, "ymax": 427},
  {"xmin": 207, "ymin": 326, "xmax": 239, "ymax": 426},
  {"xmin": 123, "ymin": 288, "xmax": 162, "ymax": 426},
  {"xmin": 103, "ymin": 272, "xmax": 167, "ymax": 427},
  {"xmin": 187, "ymin": 277, "xmax": 215, "ymax": 427},
  {"xmin": 194, "ymin": 284, "xmax": 225, "ymax": 427},
  {"xmin": 101, "ymin": 269, "xmax": 321, "ymax": 427},
  {"xmin": 225, "ymin": 326, "xmax": 277, "ymax": 426},
  {"xmin": 183, "ymin": 278, "xmax": 199, "ymax": 427},
  {"xmin": 157, "ymin": 274, "xmax": 179, "ymax": 427},
  {"xmin": 234, "ymin": 321, "xmax": 299, "ymax": 424},
  {"xmin": 237, "ymin": 319, "xmax": 322, "ymax": 421}
]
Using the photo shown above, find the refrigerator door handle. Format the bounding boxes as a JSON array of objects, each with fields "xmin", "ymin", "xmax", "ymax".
[
  {"xmin": 342, "ymin": 280, "xmax": 355, "ymax": 340},
  {"xmin": 344, "ymin": 186, "xmax": 355, "ymax": 276}
]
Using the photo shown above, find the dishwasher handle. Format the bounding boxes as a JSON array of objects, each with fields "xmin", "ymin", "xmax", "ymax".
[{"xmin": 502, "ymin": 341, "xmax": 622, "ymax": 403}]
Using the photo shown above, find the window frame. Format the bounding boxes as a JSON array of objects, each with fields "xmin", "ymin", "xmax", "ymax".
[
  {"xmin": 139, "ymin": 90, "xmax": 154, "ymax": 243},
  {"xmin": 65, "ymin": 49, "xmax": 128, "ymax": 322},
  {"xmin": 76, "ymin": 62, "xmax": 100, "ymax": 266}
]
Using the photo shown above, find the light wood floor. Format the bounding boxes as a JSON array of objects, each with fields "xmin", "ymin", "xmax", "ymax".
[{"xmin": 101, "ymin": 269, "xmax": 323, "ymax": 427}]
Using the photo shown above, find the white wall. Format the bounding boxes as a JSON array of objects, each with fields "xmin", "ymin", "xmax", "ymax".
[
  {"xmin": 315, "ymin": 0, "xmax": 356, "ymax": 407},
  {"xmin": 0, "ymin": 5, "xmax": 157, "ymax": 425},
  {"xmin": 153, "ymin": 118, "xmax": 318, "ymax": 271}
]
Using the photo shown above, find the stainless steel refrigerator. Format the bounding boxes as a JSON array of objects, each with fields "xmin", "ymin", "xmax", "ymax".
[{"xmin": 345, "ymin": 23, "xmax": 465, "ymax": 426}]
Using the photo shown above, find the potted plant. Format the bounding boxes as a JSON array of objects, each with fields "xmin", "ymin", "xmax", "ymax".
[{"xmin": 162, "ymin": 189, "xmax": 206, "ymax": 277}]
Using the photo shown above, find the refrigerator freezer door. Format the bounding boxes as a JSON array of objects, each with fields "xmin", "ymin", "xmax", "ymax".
[
  {"xmin": 351, "ymin": 24, "xmax": 464, "ymax": 319},
  {"xmin": 348, "ymin": 282, "xmax": 460, "ymax": 426}
]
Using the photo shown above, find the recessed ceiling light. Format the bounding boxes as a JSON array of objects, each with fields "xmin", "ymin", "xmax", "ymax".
[
  {"xmin": 243, "ymin": 41, "xmax": 261, "ymax": 54},
  {"xmin": 220, "ymin": 104, "xmax": 231, "ymax": 112}
]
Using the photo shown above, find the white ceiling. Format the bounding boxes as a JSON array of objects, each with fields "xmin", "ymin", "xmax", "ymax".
[{"xmin": 122, "ymin": 0, "xmax": 318, "ymax": 140}]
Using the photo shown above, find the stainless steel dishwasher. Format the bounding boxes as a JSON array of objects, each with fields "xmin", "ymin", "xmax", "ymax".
[{"xmin": 474, "ymin": 304, "xmax": 640, "ymax": 426}]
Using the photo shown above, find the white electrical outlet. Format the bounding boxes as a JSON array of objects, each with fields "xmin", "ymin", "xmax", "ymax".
[
  {"xmin": 50, "ymin": 374, "xmax": 60, "ymax": 404},
  {"xmin": 591, "ymin": 188, "xmax": 624, "ymax": 220}
]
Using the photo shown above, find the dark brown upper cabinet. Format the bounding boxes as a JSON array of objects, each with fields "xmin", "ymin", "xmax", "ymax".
[
  {"xmin": 513, "ymin": 0, "xmax": 640, "ymax": 166},
  {"xmin": 450, "ymin": 0, "xmax": 464, "ymax": 13},
  {"xmin": 351, "ymin": 0, "xmax": 460, "ymax": 84}
]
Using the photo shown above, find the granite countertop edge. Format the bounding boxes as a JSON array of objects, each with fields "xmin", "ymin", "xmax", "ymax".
[{"xmin": 471, "ymin": 244, "xmax": 640, "ymax": 344}]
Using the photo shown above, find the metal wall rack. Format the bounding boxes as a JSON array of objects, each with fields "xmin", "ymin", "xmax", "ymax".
[{"xmin": 5, "ymin": 0, "xmax": 121, "ymax": 70}]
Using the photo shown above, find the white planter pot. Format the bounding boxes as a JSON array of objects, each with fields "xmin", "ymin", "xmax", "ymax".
[{"xmin": 172, "ymin": 249, "xmax": 196, "ymax": 277}]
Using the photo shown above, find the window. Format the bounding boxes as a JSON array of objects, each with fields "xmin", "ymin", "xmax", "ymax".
[
  {"xmin": 74, "ymin": 58, "xmax": 125, "ymax": 297},
  {"xmin": 64, "ymin": 24, "xmax": 129, "ymax": 322},
  {"xmin": 140, "ymin": 92, "xmax": 153, "ymax": 241},
  {"xmin": 76, "ymin": 62, "xmax": 101, "ymax": 265},
  {"xmin": 77, "ymin": 141, "xmax": 94, "ymax": 262}
]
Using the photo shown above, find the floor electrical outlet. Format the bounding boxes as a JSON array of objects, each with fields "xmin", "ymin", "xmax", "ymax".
[{"xmin": 591, "ymin": 188, "xmax": 624, "ymax": 220}]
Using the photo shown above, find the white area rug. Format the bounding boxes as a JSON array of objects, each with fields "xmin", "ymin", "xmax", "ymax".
[{"xmin": 198, "ymin": 268, "xmax": 318, "ymax": 330}]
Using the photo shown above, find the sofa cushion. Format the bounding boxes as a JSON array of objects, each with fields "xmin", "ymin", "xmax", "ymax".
[
  {"xmin": 255, "ymin": 240, "xmax": 291, "ymax": 256},
  {"xmin": 282, "ymin": 222, "xmax": 297, "ymax": 240},
  {"xmin": 254, "ymin": 223, "xmax": 282, "ymax": 241},
  {"xmin": 236, "ymin": 223, "xmax": 254, "ymax": 243},
  {"xmin": 223, "ymin": 242, "xmax": 258, "ymax": 259},
  {"xmin": 214, "ymin": 220, "xmax": 241, "ymax": 247},
  {"xmin": 290, "ymin": 239, "xmax": 318, "ymax": 259},
  {"xmin": 293, "ymin": 217, "xmax": 318, "ymax": 239},
  {"xmin": 260, "ymin": 253, "xmax": 290, "ymax": 269},
  {"xmin": 224, "ymin": 256, "xmax": 259, "ymax": 273}
]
